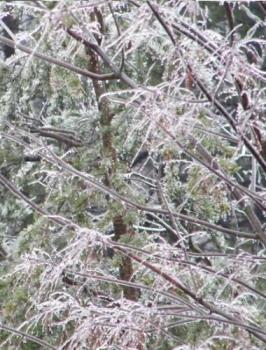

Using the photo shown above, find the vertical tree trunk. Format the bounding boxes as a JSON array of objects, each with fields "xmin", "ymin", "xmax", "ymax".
[{"xmin": 85, "ymin": 9, "xmax": 139, "ymax": 301}]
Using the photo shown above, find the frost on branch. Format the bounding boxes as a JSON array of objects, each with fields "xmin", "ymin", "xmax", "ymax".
[{"xmin": 0, "ymin": 0, "xmax": 265, "ymax": 349}]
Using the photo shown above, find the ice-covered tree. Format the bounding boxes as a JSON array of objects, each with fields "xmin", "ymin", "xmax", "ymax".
[{"xmin": 0, "ymin": 1, "xmax": 265, "ymax": 349}]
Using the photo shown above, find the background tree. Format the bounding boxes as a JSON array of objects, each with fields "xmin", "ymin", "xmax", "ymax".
[{"xmin": 0, "ymin": 1, "xmax": 265, "ymax": 349}]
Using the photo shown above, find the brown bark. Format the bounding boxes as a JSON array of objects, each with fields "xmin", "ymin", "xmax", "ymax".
[{"xmin": 71, "ymin": 8, "xmax": 139, "ymax": 301}]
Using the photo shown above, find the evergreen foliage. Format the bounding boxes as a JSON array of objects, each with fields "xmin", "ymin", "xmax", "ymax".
[{"xmin": 0, "ymin": 1, "xmax": 265, "ymax": 349}]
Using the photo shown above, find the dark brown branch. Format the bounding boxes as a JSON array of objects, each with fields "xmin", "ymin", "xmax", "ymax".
[
  {"xmin": 82, "ymin": 8, "xmax": 138, "ymax": 301},
  {"xmin": 63, "ymin": 268, "xmax": 194, "ymax": 306},
  {"xmin": 0, "ymin": 324, "xmax": 56, "ymax": 350},
  {"xmin": 147, "ymin": 3, "xmax": 266, "ymax": 173},
  {"xmin": 0, "ymin": 131, "xmax": 259, "ymax": 239},
  {"xmin": 0, "ymin": 172, "xmax": 73, "ymax": 227},
  {"xmin": 0, "ymin": 35, "xmax": 116, "ymax": 81},
  {"xmin": 145, "ymin": 2, "xmax": 266, "ymax": 245},
  {"xmin": 114, "ymin": 246, "xmax": 266, "ymax": 342},
  {"xmin": 109, "ymin": 240, "xmax": 266, "ymax": 299},
  {"xmin": 257, "ymin": 2, "xmax": 266, "ymax": 17},
  {"xmin": 224, "ymin": 2, "xmax": 235, "ymax": 46},
  {"xmin": 147, "ymin": 1, "xmax": 175, "ymax": 45},
  {"xmin": 108, "ymin": 3, "xmax": 125, "ymax": 73},
  {"xmin": 32, "ymin": 127, "xmax": 76, "ymax": 135},
  {"xmin": 194, "ymin": 74, "xmax": 266, "ymax": 174},
  {"xmin": 147, "ymin": 1, "xmax": 266, "ymax": 84},
  {"xmin": 66, "ymin": 28, "xmax": 138, "ymax": 88},
  {"xmin": 24, "ymin": 155, "xmax": 41, "ymax": 162},
  {"xmin": 30, "ymin": 127, "xmax": 82, "ymax": 147},
  {"xmin": 150, "ymin": 314, "xmax": 266, "ymax": 337},
  {"xmin": 47, "ymin": 148, "xmax": 258, "ymax": 239}
]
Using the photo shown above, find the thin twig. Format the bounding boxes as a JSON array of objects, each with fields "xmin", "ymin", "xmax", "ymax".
[
  {"xmin": 0, "ymin": 323, "xmax": 56, "ymax": 350},
  {"xmin": 0, "ymin": 35, "xmax": 117, "ymax": 81},
  {"xmin": 1, "ymin": 129, "xmax": 258, "ymax": 240}
]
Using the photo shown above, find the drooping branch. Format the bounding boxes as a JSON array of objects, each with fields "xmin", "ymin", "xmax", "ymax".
[
  {"xmin": 147, "ymin": 2, "xmax": 266, "ymax": 173},
  {"xmin": 0, "ymin": 172, "xmax": 76, "ymax": 228},
  {"xmin": 114, "ymin": 245, "xmax": 266, "ymax": 342},
  {"xmin": 0, "ymin": 34, "xmax": 117, "ymax": 81},
  {"xmin": 66, "ymin": 27, "xmax": 138, "ymax": 88},
  {"xmin": 1, "ymin": 130, "xmax": 258, "ymax": 240},
  {"xmin": 0, "ymin": 324, "xmax": 56, "ymax": 350},
  {"xmin": 111, "ymin": 240, "xmax": 266, "ymax": 300},
  {"xmin": 146, "ymin": 1, "xmax": 266, "ymax": 246}
]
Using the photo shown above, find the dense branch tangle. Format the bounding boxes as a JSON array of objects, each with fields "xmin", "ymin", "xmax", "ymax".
[
  {"xmin": 0, "ymin": 1, "xmax": 266, "ymax": 349},
  {"xmin": 71, "ymin": 6, "xmax": 139, "ymax": 301}
]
